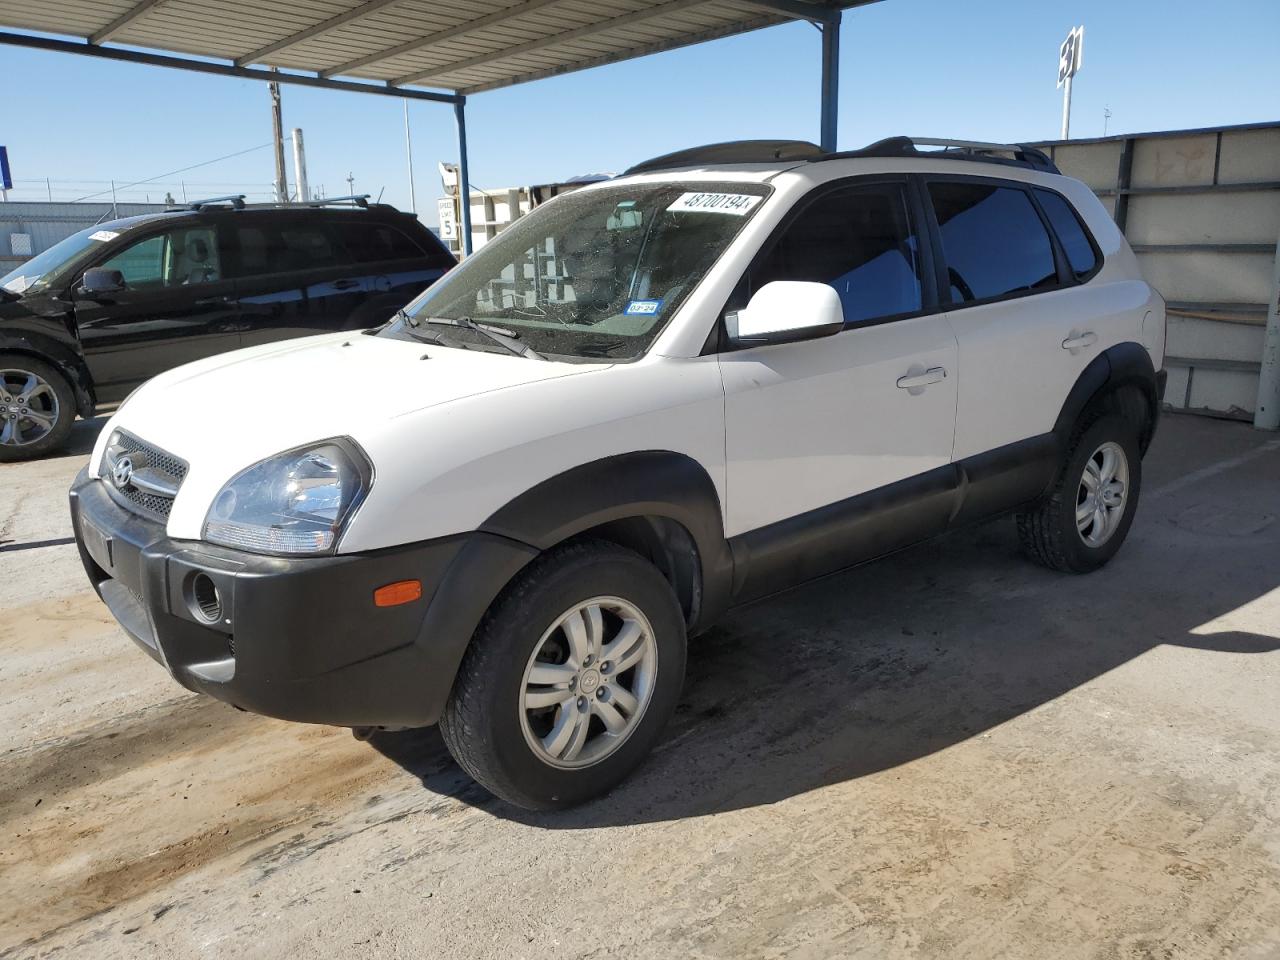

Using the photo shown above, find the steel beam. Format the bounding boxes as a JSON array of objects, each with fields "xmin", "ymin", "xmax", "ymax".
[
  {"xmin": 737, "ymin": 0, "xmax": 840, "ymax": 24},
  {"xmin": 819, "ymin": 12, "xmax": 840, "ymax": 151},
  {"xmin": 90, "ymin": 0, "xmax": 170, "ymax": 45},
  {"xmin": 392, "ymin": 0, "xmax": 720, "ymax": 87},
  {"xmin": 454, "ymin": 99, "xmax": 474, "ymax": 257},
  {"xmin": 1255, "ymin": 233, "xmax": 1280, "ymax": 429},
  {"xmin": 322, "ymin": 0, "xmax": 567, "ymax": 79},
  {"xmin": 0, "ymin": 31, "xmax": 461, "ymax": 104},
  {"xmin": 236, "ymin": 0, "xmax": 408, "ymax": 67}
]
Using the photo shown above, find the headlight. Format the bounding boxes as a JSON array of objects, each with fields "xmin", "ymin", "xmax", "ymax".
[{"xmin": 203, "ymin": 439, "xmax": 372, "ymax": 555}]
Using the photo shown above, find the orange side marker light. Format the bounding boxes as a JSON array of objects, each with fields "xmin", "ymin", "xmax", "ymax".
[{"xmin": 374, "ymin": 580, "xmax": 422, "ymax": 607}]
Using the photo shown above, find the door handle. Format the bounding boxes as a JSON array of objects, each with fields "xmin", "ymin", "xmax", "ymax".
[
  {"xmin": 333, "ymin": 278, "xmax": 361, "ymax": 290},
  {"xmin": 896, "ymin": 366, "xmax": 947, "ymax": 391},
  {"xmin": 195, "ymin": 294, "xmax": 234, "ymax": 305},
  {"xmin": 1062, "ymin": 331, "xmax": 1097, "ymax": 352}
]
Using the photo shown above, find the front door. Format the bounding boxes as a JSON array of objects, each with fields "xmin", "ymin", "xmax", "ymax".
[
  {"xmin": 719, "ymin": 180, "xmax": 958, "ymax": 561},
  {"xmin": 74, "ymin": 223, "xmax": 240, "ymax": 403}
]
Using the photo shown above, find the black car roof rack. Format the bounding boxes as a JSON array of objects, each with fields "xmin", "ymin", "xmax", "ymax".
[
  {"xmin": 178, "ymin": 194, "xmax": 246, "ymax": 211},
  {"xmin": 831, "ymin": 136, "xmax": 1060, "ymax": 173},
  {"xmin": 625, "ymin": 140, "xmax": 825, "ymax": 175},
  {"xmin": 624, "ymin": 136, "xmax": 1060, "ymax": 177},
  {"xmin": 167, "ymin": 194, "xmax": 385, "ymax": 214}
]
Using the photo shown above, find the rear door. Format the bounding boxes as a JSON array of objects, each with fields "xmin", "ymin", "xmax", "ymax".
[
  {"xmin": 925, "ymin": 177, "xmax": 1109, "ymax": 460},
  {"xmin": 231, "ymin": 214, "xmax": 370, "ymax": 346},
  {"xmin": 332, "ymin": 218, "xmax": 454, "ymax": 328},
  {"xmin": 719, "ymin": 178, "xmax": 958, "ymax": 539},
  {"xmin": 72, "ymin": 221, "xmax": 240, "ymax": 402}
]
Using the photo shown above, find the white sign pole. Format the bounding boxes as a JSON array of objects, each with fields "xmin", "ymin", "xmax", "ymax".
[{"xmin": 1061, "ymin": 73, "xmax": 1073, "ymax": 139}]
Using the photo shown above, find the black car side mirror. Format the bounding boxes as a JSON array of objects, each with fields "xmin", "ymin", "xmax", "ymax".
[{"xmin": 77, "ymin": 268, "xmax": 126, "ymax": 298}]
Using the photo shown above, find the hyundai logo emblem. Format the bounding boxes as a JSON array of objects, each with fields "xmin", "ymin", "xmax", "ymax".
[{"xmin": 111, "ymin": 456, "xmax": 135, "ymax": 490}]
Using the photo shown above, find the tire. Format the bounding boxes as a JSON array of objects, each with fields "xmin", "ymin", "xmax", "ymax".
[
  {"xmin": 440, "ymin": 539, "xmax": 687, "ymax": 810},
  {"xmin": 0, "ymin": 354, "xmax": 76, "ymax": 462},
  {"xmin": 1017, "ymin": 413, "xmax": 1142, "ymax": 573}
]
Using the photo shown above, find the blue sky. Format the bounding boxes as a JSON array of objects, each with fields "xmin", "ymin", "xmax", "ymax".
[{"xmin": 2, "ymin": 0, "xmax": 1276, "ymax": 222}]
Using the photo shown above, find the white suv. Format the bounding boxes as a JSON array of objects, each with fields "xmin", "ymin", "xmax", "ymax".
[{"xmin": 70, "ymin": 137, "xmax": 1167, "ymax": 810}]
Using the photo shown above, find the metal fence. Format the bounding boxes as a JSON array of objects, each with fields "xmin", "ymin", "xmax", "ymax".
[
  {"xmin": 0, "ymin": 201, "xmax": 172, "ymax": 270},
  {"xmin": 1033, "ymin": 121, "xmax": 1280, "ymax": 420}
]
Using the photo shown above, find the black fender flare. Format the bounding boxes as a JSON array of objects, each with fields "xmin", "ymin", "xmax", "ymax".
[
  {"xmin": 480, "ymin": 450, "xmax": 735, "ymax": 632},
  {"xmin": 1052, "ymin": 341, "xmax": 1160, "ymax": 454},
  {"xmin": 0, "ymin": 329, "xmax": 96, "ymax": 418}
]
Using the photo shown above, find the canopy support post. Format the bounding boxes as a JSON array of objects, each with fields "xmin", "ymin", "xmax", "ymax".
[
  {"xmin": 819, "ymin": 11, "xmax": 841, "ymax": 152},
  {"xmin": 454, "ymin": 97, "xmax": 474, "ymax": 256}
]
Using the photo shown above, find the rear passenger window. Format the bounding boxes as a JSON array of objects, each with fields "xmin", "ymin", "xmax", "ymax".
[
  {"xmin": 230, "ymin": 223, "xmax": 342, "ymax": 277},
  {"xmin": 928, "ymin": 182, "xmax": 1057, "ymax": 303},
  {"xmin": 1035, "ymin": 189, "xmax": 1099, "ymax": 279},
  {"xmin": 340, "ymin": 223, "xmax": 424, "ymax": 263},
  {"xmin": 751, "ymin": 183, "xmax": 923, "ymax": 324}
]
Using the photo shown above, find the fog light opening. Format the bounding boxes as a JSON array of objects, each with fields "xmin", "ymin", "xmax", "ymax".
[{"xmin": 190, "ymin": 573, "xmax": 224, "ymax": 624}]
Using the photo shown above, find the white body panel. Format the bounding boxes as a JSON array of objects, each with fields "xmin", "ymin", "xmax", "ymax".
[
  {"xmin": 95, "ymin": 152, "xmax": 1163, "ymax": 557},
  {"xmin": 719, "ymin": 315, "xmax": 958, "ymax": 536}
]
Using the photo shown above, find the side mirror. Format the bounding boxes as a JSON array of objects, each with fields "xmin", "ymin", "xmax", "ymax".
[
  {"xmin": 77, "ymin": 268, "xmax": 126, "ymax": 298},
  {"xmin": 725, "ymin": 280, "xmax": 844, "ymax": 347}
]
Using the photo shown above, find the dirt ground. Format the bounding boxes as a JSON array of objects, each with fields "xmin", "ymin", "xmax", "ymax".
[{"xmin": 1, "ymin": 412, "xmax": 1278, "ymax": 959}]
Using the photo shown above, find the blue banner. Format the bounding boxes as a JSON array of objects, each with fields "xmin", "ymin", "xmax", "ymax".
[{"xmin": 0, "ymin": 147, "xmax": 11, "ymax": 191}]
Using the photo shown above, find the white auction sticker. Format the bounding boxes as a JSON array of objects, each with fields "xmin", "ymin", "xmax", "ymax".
[
  {"xmin": 666, "ymin": 192, "xmax": 762, "ymax": 216},
  {"xmin": 89, "ymin": 230, "xmax": 120, "ymax": 242}
]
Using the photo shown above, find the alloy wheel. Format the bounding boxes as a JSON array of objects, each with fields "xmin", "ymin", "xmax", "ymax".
[
  {"xmin": 0, "ymin": 368, "xmax": 60, "ymax": 448},
  {"xmin": 519, "ymin": 596, "xmax": 658, "ymax": 769},
  {"xmin": 1076, "ymin": 440, "xmax": 1129, "ymax": 547}
]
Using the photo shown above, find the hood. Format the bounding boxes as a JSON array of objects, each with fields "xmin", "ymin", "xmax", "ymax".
[{"xmin": 94, "ymin": 333, "xmax": 601, "ymax": 524}]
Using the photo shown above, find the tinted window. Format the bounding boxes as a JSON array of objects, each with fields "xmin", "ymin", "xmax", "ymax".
[
  {"xmin": 1035, "ymin": 189, "xmax": 1099, "ymax": 279},
  {"xmin": 98, "ymin": 226, "xmax": 222, "ymax": 288},
  {"xmin": 752, "ymin": 183, "xmax": 922, "ymax": 324},
  {"xmin": 340, "ymin": 222, "xmax": 424, "ymax": 263},
  {"xmin": 230, "ymin": 222, "xmax": 342, "ymax": 277},
  {"xmin": 928, "ymin": 182, "xmax": 1057, "ymax": 303}
]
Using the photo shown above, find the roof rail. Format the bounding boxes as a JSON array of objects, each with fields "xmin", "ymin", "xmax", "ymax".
[
  {"xmin": 625, "ymin": 140, "xmax": 823, "ymax": 175},
  {"xmin": 172, "ymin": 194, "xmax": 246, "ymax": 211},
  {"xmin": 832, "ymin": 136, "xmax": 1060, "ymax": 173},
  {"xmin": 301, "ymin": 194, "xmax": 370, "ymax": 208}
]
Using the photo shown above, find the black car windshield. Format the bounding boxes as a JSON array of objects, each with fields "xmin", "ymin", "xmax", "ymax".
[
  {"xmin": 381, "ymin": 182, "xmax": 771, "ymax": 360},
  {"xmin": 0, "ymin": 224, "xmax": 122, "ymax": 295}
]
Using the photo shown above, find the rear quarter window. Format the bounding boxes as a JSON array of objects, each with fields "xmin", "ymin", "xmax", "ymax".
[{"xmin": 1034, "ymin": 189, "xmax": 1100, "ymax": 280}]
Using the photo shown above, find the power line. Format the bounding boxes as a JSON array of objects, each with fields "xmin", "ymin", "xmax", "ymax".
[{"xmin": 70, "ymin": 143, "xmax": 274, "ymax": 202}]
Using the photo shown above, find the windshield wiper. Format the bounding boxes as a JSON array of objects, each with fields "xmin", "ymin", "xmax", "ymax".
[{"xmin": 421, "ymin": 316, "xmax": 543, "ymax": 360}]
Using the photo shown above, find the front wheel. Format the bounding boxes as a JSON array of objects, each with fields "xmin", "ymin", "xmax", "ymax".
[
  {"xmin": 1017, "ymin": 414, "xmax": 1143, "ymax": 573},
  {"xmin": 0, "ymin": 355, "xmax": 76, "ymax": 462},
  {"xmin": 440, "ymin": 540, "xmax": 687, "ymax": 810}
]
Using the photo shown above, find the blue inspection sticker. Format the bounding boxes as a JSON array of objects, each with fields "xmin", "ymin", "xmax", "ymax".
[{"xmin": 624, "ymin": 299, "xmax": 664, "ymax": 317}]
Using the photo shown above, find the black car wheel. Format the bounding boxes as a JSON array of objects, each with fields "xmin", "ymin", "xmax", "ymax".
[{"xmin": 0, "ymin": 354, "xmax": 76, "ymax": 462}]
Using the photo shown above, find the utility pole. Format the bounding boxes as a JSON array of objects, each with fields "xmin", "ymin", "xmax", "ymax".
[
  {"xmin": 346, "ymin": 172, "xmax": 356, "ymax": 196},
  {"xmin": 403, "ymin": 99, "xmax": 418, "ymax": 214},
  {"xmin": 1103, "ymin": 106, "xmax": 1112, "ymax": 137},
  {"xmin": 269, "ymin": 74, "xmax": 288, "ymax": 202},
  {"xmin": 291, "ymin": 128, "xmax": 309, "ymax": 203}
]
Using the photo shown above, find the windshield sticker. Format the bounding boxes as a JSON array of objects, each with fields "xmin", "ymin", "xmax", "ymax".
[
  {"xmin": 666, "ymin": 192, "xmax": 762, "ymax": 216},
  {"xmin": 624, "ymin": 299, "xmax": 664, "ymax": 317},
  {"xmin": 89, "ymin": 230, "xmax": 119, "ymax": 242}
]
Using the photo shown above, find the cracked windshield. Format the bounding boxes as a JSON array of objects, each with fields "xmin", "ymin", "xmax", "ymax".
[{"xmin": 382, "ymin": 182, "xmax": 771, "ymax": 360}]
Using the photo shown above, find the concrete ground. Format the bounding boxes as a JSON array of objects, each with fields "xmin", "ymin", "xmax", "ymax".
[{"xmin": 1, "ymin": 413, "xmax": 1278, "ymax": 959}]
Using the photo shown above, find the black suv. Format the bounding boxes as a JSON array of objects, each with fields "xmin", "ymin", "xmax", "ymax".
[{"xmin": 0, "ymin": 196, "xmax": 455, "ymax": 460}]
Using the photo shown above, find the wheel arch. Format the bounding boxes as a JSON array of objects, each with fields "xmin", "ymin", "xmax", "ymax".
[
  {"xmin": 0, "ymin": 332, "xmax": 96, "ymax": 418},
  {"xmin": 479, "ymin": 450, "xmax": 734, "ymax": 634},
  {"xmin": 1053, "ymin": 341, "xmax": 1160, "ymax": 455}
]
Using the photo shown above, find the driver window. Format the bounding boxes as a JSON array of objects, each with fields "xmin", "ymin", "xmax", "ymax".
[
  {"xmin": 98, "ymin": 226, "xmax": 223, "ymax": 289},
  {"xmin": 749, "ymin": 183, "xmax": 923, "ymax": 325}
]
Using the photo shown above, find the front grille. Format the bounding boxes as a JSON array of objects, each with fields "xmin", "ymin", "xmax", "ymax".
[{"xmin": 103, "ymin": 431, "xmax": 188, "ymax": 522}]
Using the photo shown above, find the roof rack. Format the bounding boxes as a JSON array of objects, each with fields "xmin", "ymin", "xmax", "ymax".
[
  {"xmin": 300, "ymin": 194, "xmax": 371, "ymax": 208},
  {"xmin": 178, "ymin": 194, "xmax": 246, "ymax": 211},
  {"xmin": 831, "ymin": 136, "xmax": 1060, "ymax": 173},
  {"xmin": 625, "ymin": 140, "xmax": 824, "ymax": 175}
]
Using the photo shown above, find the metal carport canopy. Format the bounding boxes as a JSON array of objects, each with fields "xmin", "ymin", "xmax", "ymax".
[{"xmin": 0, "ymin": 0, "xmax": 879, "ymax": 250}]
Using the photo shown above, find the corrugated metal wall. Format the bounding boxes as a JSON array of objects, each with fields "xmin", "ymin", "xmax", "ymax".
[
  {"xmin": 1034, "ymin": 122, "xmax": 1280, "ymax": 419},
  {"xmin": 0, "ymin": 201, "xmax": 170, "ymax": 270}
]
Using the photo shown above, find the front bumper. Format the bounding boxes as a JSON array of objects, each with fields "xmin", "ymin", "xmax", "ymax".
[{"xmin": 69, "ymin": 468, "xmax": 536, "ymax": 727}]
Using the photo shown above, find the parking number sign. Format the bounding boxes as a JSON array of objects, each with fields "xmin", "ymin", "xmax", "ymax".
[{"xmin": 1058, "ymin": 26, "xmax": 1083, "ymax": 88}]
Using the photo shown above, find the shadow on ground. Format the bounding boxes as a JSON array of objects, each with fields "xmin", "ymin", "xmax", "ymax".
[{"xmin": 370, "ymin": 498, "xmax": 1280, "ymax": 827}]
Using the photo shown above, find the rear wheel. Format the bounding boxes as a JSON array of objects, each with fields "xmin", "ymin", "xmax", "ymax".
[
  {"xmin": 440, "ymin": 540, "xmax": 686, "ymax": 810},
  {"xmin": 1017, "ymin": 414, "xmax": 1142, "ymax": 573},
  {"xmin": 0, "ymin": 355, "xmax": 76, "ymax": 461}
]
